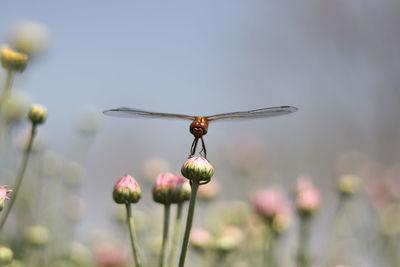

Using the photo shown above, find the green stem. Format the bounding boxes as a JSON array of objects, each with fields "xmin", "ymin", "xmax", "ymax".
[
  {"xmin": 178, "ymin": 181, "xmax": 199, "ymax": 267},
  {"xmin": 264, "ymin": 225, "xmax": 277, "ymax": 267},
  {"xmin": 168, "ymin": 202, "xmax": 184, "ymax": 267},
  {"xmin": 297, "ymin": 215, "xmax": 311, "ymax": 267},
  {"xmin": 0, "ymin": 70, "xmax": 14, "ymax": 116},
  {"xmin": 322, "ymin": 195, "xmax": 348, "ymax": 267},
  {"xmin": 159, "ymin": 204, "xmax": 171, "ymax": 267},
  {"xmin": 125, "ymin": 203, "xmax": 142, "ymax": 267},
  {"xmin": 0, "ymin": 124, "xmax": 36, "ymax": 230}
]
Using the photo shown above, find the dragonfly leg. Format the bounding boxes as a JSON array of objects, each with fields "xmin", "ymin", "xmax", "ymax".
[
  {"xmin": 190, "ymin": 138, "xmax": 199, "ymax": 156},
  {"xmin": 199, "ymin": 136, "xmax": 207, "ymax": 159}
]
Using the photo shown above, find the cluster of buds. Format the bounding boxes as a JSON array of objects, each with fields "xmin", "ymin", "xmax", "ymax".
[
  {"xmin": 189, "ymin": 225, "xmax": 244, "ymax": 254},
  {"xmin": 1, "ymin": 45, "xmax": 28, "ymax": 72},
  {"xmin": 251, "ymin": 187, "xmax": 293, "ymax": 234},
  {"xmin": 113, "ymin": 174, "xmax": 141, "ymax": 204},
  {"xmin": 152, "ymin": 172, "xmax": 191, "ymax": 204},
  {"xmin": 0, "ymin": 185, "xmax": 12, "ymax": 212},
  {"xmin": 181, "ymin": 156, "xmax": 214, "ymax": 184},
  {"xmin": 295, "ymin": 175, "xmax": 321, "ymax": 217}
]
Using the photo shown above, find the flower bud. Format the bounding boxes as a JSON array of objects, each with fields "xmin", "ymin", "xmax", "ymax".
[
  {"xmin": 251, "ymin": 187, "xmax": 285, "ymax": 220},
  {"xmin": 24, "ymin": 225, "xmax": 49, "ymax": 247},
  {"xmin": 0, "ymin": 185, "xmax": 12, "ymax": 212},
  {"xmin": 189, "ymin": 227, "xmax": 213, "ymax": 252},
  {"xmin": 152, "ymin": 172, "xmax": 191, "ymax": 204},
  {"xmin": 271, "ymin": 204, "xmax": 293, "ymax": 234},
  {"xmin": 1, "ymin": 45, "xmax": 28, "ymax": 72},
  {"xmin": 8, "ymin": 20, "xmax": 50, "ymax": 56},
  {"xmin": 198, "ymin": 179, "xmax": 220, "ymax": 200},
  {"xmin": 0, "ymin": 246, "xmax": 13, "ymax": 265},
  {"xmin": 4, "ymin": 89, "xmax": 31, "ymax": 123},
  {"xmin": 113, "ymin": 174, "xmax": 141, "ymax": 204},
  {"xmin": 296, "ymin": 185, "xmax": 321, "ymax": 216},
  {"xmin": 28, "ymin": 104, "xmax": 47, "ymax": 125},
  {"xmin": 215, "ymin": 225, "xmax": 244, "ymax": 252},
  {"xmin": 181, "ymin": 156, "xmax": 214, "ymax": 184},
  {"xmin": 338, "ymin": 174, "xmax": 360, "ymax": 196}
]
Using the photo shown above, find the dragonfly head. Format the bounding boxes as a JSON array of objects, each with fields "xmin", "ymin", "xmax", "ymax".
[{"xmin": 190, "ymin": 117, "xmax": 208, "ymax": 138}]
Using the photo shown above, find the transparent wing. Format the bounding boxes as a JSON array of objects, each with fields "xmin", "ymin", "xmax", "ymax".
[
  {"xmin": 103, "ymin": 107, "xmax": 196, "ymax": 120},
  {"xmin": 206, "ymin": 106, "xmax": 298, "ymax": 121}
]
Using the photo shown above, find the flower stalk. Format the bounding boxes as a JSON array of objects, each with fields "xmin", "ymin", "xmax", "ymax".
[
  {"xmin": 0, "ymin": 124, "xmax": 36, "ymax": 230},
  {"xmin": 159, "ymin": 204, "xmax": 171, "ymax": 267},
  {"xmin": 296, "ymin": 215, "xmax": 311, "ymax": 267},
  {"xmin": 125, "ymin": 203, "xmax": 142, "ymax": 267},
  {"xmin": 178, "ymin": 181, "xmax": 199, "ymax": 267},
  {"xmin": 0, "ymin": 70, "xmax": 14, "ymax": 116},
  {"xmin": 168, "ymin": 202, "xmax": 184, "ymax": 267}
]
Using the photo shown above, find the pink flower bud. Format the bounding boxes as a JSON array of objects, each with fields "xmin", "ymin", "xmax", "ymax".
[
  {"xmin": 251, "ymin": 187, "xmax": 293, "ymax": 233},
  {"xmin": 152, "ymin": 172, "xmax": 191, "ymax": 204},
  {"xmin": 251, "ymin": 187, "xmax": 285, "ymax": 219},
  {"xmin": 189, "ymin": 227, "xmax": 213, "ymax": 252},
  {"xmin": 112, "ymin": 174, "xmax": 141, "ymax": 204},
  {"xmin": 197, "ymin": 179, "xmax": 220, "ymax": 200},
  {"xmin": 0, "ymin": 185, "xmax": 12, "ymax": 212},
  {"xmin": 296, "ymin": 186, "xmax": 321, "ymax": 215},
  {"xmin": 181, "ymin": 156, "xmax": 214, "ymax": 184}
]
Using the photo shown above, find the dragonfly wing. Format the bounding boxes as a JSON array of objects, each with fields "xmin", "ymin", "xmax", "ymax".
[
  {"xmin": 206, "ymin": 106, "xmax": 298, "ymax": 121},
  {"xmin": 103, "ymin": 107, "xmax": 196, "ymax": 120}
]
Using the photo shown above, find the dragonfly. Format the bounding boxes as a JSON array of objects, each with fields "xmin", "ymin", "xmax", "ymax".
[{"xmin": 103, "ymin": 106, "xmax": 298, "ymax": 159}]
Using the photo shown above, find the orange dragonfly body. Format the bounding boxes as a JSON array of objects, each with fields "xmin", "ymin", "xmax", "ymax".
[{"xmin": 103, "ymin": 106, "xmax": 298, "ymax": 158}]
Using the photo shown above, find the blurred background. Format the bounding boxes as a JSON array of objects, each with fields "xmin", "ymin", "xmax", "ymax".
[{"xmin": 0, "ymin": 1, "xmax": 399, "ymax": 266}]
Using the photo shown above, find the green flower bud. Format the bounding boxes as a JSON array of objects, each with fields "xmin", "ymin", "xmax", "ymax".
[
  {"xmin": 338, "ymin": 174, "xmax": 360, "ymax": 196},
  {"xmin": 113, "ymin": 174, "xmax": 141, "ymax": 204},
  {"xmin": 24, "ymin": 225, "xmax": 50, "ymax": 247},
  {"xmin": 1, "ymin": 45, "xmax": 28, "ymax": 72},
  {"xmin": 181, "ymin": 156, "xmax": 214, "ymax": 184},
  {"xmin": 0, "ymin": 246, "xmax": 13, "ymax": 265},
  {"xmin": 28, "ymin": 104, "xmax": 47, "ymax": 125},
  {"xmin": 152, "ymin": 172, "xmax": 190, "ymax": 204}
]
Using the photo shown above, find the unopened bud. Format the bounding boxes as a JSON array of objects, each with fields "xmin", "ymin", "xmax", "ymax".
[
  {"xmin": 28, "ymin": 104, "xmax": 47, "ymax": 125},
  {"xmin": 113, "ymin": 174, "xmax": 141, "ymax": 204},
  {"xmin": 1, "ymin": 45, "xmax": 28, "ymax": 72},
  {"xmin": 338, "ymin": 174, "xmax": 360, "ymax": 196},
  {"xmin": 181, "ymin": 156, "xmax": 214, "ymax": 184},
  {"xmin": 296, "ymin": 187, "xmax": 321, "ymax": 216},
  {"xmin": 24, "ymin": 225, "xmax": 49, "ymax": 247},
  {"xmin": 0, "ymin": 246, "xmax": 13, "ymax": 265},
  {"xmin": 152, "ymin": 172, "xmax": 191, "ymax": 204},
  {"xmin": 189, "ymin": 227, "xmax": 213, "ymax": 252}
]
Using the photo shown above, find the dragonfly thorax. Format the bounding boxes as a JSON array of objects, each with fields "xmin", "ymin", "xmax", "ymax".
[{"xmin": 190, "ymin": 117, "xmax": 208, "ymax": 138}]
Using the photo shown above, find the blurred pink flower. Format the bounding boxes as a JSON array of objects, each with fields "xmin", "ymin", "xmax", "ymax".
[
  {"xmin": 0, "ymin": 185, "xmax": 12, "ymax": 211},
  {"xmin": 93, "ymin": 243, "xmax": 128, "ymax": 267},
  {"xmin": 251, "ymin": 187, "xmax": 287, "ymax": 218},
  {"xmin": 295, "ymin": 174, "xmax": 314, "ymax": 193},
  {"xmin": 198, "ymin": 179, "xmax": 220, "ymax": 200},
  {"xmin": 0, "ymin": 185, "xmax": 12, "ymax": 201},
  {"xmin": 295, "ymin": 177, "xmax": 321, "ymax": 214},
  {"xmin": 189, "ymin": 227, "xmax": 213, "ymax": 251},
  {"xmin": 365, "ymin": 162, "xmax": 400, "ymax": 209}
]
